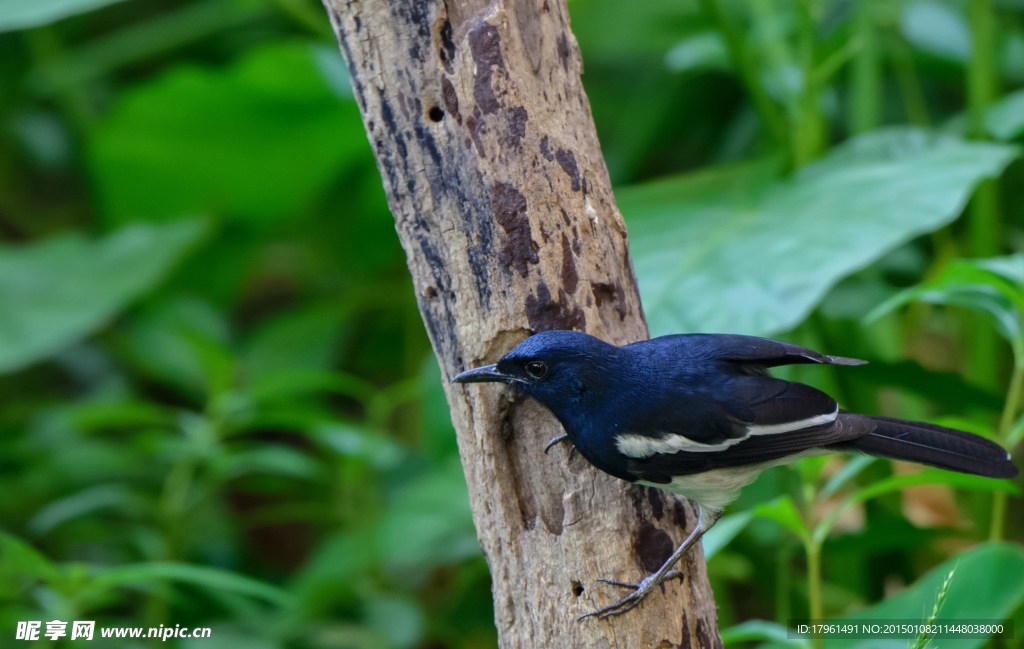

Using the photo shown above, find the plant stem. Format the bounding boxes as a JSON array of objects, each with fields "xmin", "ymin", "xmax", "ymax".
[
  {"xmin": 886, "ymin": 31, "xmax": 930, "ymax": 126},
  {"xmin": 966, "ymin": 0, "xmax": 999, "ymax": 256},
  {"xmin": 806, "ymin": 541, "xmax": 824, "ymax": 649},
  {"xmin": 698, "ymin": 0, "xmax": 787, "ymax": 146},
  {"xmin": 849, "ymin": 0, "xmax": 880, "ymax": 135},
  {"xmin": 793, "ymin": 0, "xmax": 823, "ymax": 168},
  {"xmin": 991, "ymin": 359, "xmax": 1024, "ymax": 540}
]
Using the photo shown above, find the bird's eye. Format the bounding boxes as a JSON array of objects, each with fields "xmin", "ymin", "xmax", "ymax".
[{"xmin": 525, "ymin": 361, "xmax": 548, "ymax": 379}]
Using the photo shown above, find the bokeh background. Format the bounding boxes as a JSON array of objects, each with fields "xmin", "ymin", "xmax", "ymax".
[{"xmin": 2, "ymin": 0, "xmax": 1024, "ymax": 647}]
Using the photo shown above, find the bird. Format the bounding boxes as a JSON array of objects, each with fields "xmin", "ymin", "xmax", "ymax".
[{"xmin": 452, "ymin": 330, "xmax": 1018, "ymax": 620}]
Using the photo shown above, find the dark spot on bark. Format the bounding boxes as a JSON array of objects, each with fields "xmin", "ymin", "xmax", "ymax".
[
  {"xmin": 407, "ymin": 179, "xmax": 416, "ymax": 193},
  {"xmin": 380, "ymin": 97, "xmax": 398, "ymax": 135},
  {"xmin": 428, "ymin": 106, "xmax": 444, "ymax": 122},
  {"xmin": 571, "ymin": 225, "xmax": 581, "ymax": 254},
  {"xmin": 560, "ymin": 234, "xmax": 577, "ymax": 294},
  {"xmin": 571, "ymin": 581, "xmax": 584, "ymax": 597},
  {"xmin": 441, "ymin": 76, "xmax": 462, "ymax": 124},
  {"xmin": 335, "ymin": 28, "xmax": 366, "ymax": 109},
  {"xmin": 409, "ymin": 44, "xmax": 421, "ymax": 61},
  {"xmin": 696, "ymin": 619, "xmax": 714, "ymax": 649},
  {"xmin": 681, "ymin": 612, "xmax": 692, "ymax": 649},
  {"xmin": 466, "ymin": 106, "xmax": 486, "ymax": 156},
  {"xmin": 557, "ymin": 32, "xmax": 570, "ymax": 70},
  {"xmin": 501, "ymin": 409, "xmax": 538, "ymax": 531},
  {"xmin": 647, "ymin": 487, "xmax": 664, "ymax": 520},
  {"xmin": 630, "ymin": 485, "xmax": 645, "ymax": 515},
  {"xmin": 555, "ymin": 148, "xmax": 581, "ymax": 191},
  {"xmin": 464, "ymin": 137, "xmax": 472, "ymax": 149},
  {"xmin": 490, "ymin": 182, "xmax": 537, "ymax": 277},
  {"xmin": 354, "ymin": 16, "xmax": 361, "ymax": 31},
  {"xmin": 423, "ymin": 286, "xmax": 438, "ymax": 298},
  {"xmin": 541, "ymin": 135, "xmax": 554, "ymax": 161},
  {"xmin": 673, "ymin": 499, "xmax": 688, "ymax": 529},
  {"xmin": 525, "ymin": 283, "xmax": 586, "ymax": 332},
  {"xmin": 469, "ymin": 22, "xmax": 505, "ymax": 115},
  {"xmin": 586, "ymin": 295, "xmax": 592, "ymax": 307},
  {"xmin": 439, "ymin": 19, "xmax": 456, "ymax": 74},
  {"xmin": 397, "ymin": 91, "xmax": 411, "ymax": 120},
  {"xmin": 624, "ymin": 250, "xmax": 646, "ymax": 320},
  {"xmin": 634, "ymin": 522, "xmax": 674, "ymax": 573},
  {"xmin": 539, "ymin": 224, "xmax": 550, "ymax": 243},
  {"xmin": 592, "ymin": 281, "xmax": 627, "ymax": 320},
  {"xmin": 505, "ymin": 106, "xmax": 527, "ymax": 147},
  {"xmin": 368, "ymin": 120, "xmax": 374, "ymax": 131},
  {"xmin": 559, "ymin": 207, "xmax": 571, "ymax": 225}
]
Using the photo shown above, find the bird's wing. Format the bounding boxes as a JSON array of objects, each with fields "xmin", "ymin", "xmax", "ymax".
[
  {"xmin": 627, "ymin": 414, "xmax": 873, "ymax": 483},
  {"xmin": 614, "ymin": 377, "xmax": 844, "ymax": 455},
  {"xmin": 695, "ymin": 334, "xmax": 866, "ymax": 367}
]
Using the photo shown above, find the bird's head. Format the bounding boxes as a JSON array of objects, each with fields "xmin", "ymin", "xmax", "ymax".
[{"xmin": 451, "ymin": 330, "xmax": 619, "ymax": 423}]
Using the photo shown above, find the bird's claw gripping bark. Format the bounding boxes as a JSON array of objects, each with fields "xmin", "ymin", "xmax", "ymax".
[
  {"xmin": 579, "ymin": 570, "xmax": 685, "ymax": 620},
  {"xmin": 544, "ymin": 434, "xmax": 569, "ymax": 454}
]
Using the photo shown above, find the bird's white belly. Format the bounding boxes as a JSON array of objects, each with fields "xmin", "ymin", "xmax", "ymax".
[
  {"xmin": 640, "ymin": 466, "xmax": 765, "ymax": 511},
  {"xmin": 639, "ymin": 449, "xmax": 831, "ymax": 511}
]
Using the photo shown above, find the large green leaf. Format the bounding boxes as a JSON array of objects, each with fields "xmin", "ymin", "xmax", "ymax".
[
  {"xmin": 89, "ymin": 562, "xmax": 295, "ymax": 606},
  {"xmin": 830, "ymin": 543, "xmax": 1024, "ymax": 649},
  {"xmin": 0, "ymin": 0, "xmax": 129, "ymax": 33},
  {"xmin": 867, "ymin": 255, "xmax": 1024, "ymax": 355},
  {"xmin": 987, "ymin": 89, "xmax": 1024, "ymax": 141},
  {"xmin": 89, "ymin": 41, "xmax": 369, "ymax": 226},
  {"xmin": 0, "ymin": 220, "xmax": 204, "ymax": 374},
  {"xmin": 620, "ymin": 128, "xmax": 1019, "ymax": 336}
]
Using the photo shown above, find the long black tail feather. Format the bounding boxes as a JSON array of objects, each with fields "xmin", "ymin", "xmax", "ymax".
[{"xmin": 830, "ymin": 414, "xmax": 1018, "ymax": 479}]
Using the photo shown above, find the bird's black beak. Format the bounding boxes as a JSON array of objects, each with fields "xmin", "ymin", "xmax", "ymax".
[{"xmin": 452, "ymin": 364, "xmax": 513, "ymax": 384}]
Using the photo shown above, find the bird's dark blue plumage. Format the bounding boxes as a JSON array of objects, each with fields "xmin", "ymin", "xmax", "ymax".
[{"xmin": 452, "ymin": 330, "xmax": 1017, "ymax": 618}]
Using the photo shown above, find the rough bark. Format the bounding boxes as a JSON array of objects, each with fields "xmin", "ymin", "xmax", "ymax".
[{"xmin": 320, "ymin": 0, "xmax": 722, "ymax": 646}]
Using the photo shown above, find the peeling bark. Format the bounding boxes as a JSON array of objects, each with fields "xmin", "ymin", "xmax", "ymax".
[{"xmin": 320, "ymin": 0, "xmax": 722, "ymax": 646}]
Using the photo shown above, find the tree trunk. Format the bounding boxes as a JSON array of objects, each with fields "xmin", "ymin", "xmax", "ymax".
[{"xmin": 320, "ymin": 0, "xmax": 723, "ymax": 646}]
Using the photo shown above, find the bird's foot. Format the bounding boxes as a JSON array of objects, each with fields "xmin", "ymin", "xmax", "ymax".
[
  {"xmin": 579, "ymin": 570, "xmax": 684, "ymax": 620},
  {"xmin": 544, "ymin": 434, "xmax": 573, "ymax": 455}
]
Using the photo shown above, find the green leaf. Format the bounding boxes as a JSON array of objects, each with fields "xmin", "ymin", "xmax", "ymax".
[
  {"xmin": 89, "ymin": 41, "xmax": 369, "ymax": 226},
  {"xmin": 0, "ymin": 531, "xmax": 60, "ymax": 582},
  {"xmin": 28, "ymin": 484, "xmax": 131, "ymax": 535},
  {"xmin": 831, "ymin": 543, "xmax": 1024, "ymax": 649},
  {"xmin": 899, "ymin": 1, "xmax": 971, "ymax": 63},
  {"xmin": 986, "ymin": 89, "xmax": 1024, "ymax": 141},
  {"xmin": 621, "ymin": 127, "xmax": 1019, "ymax": 337},
  {"xmin": 721, "ymin": 620, "xmax": 809, "ymax": 649},
  {"xmin": 1008, "ymin": 414, "xmax": 1024, "ymax": 449},
  {"xmin": 314, "ymin": 422, "xmax": 406, "ymax": 470},
  {"xmin": 866, "ymin": 255, "xmax": 1024, "ymax": 354},
  {"xmin": 752, "ymin": 496, "xmax": 809, "ymax": 542},
  {"xmin": 820, "ymin": 456, "xmax": 875, "ymax": 500},
  {"xmin": 814, "ymin": 470, "xmax": 1019, "ymax": 543},
  {"xmin": 702, "ymin": 511, "xmax": 753, "ymax": 559},
  {"xmin": 378, "ymin": 457, "xmax": 478, "ymax": 570},
  {"xmin": 852, "ymin": 360, "xmax": 1004, "ymax": 413},
  {"xmin": 217, "ymin": 447, "xmax": 324, "ymax": 481},
  {"xmin": 665, "ymin": 32, "xmax": 730, "ymax": 73},
  {"xmin": 0, "ymin": 220, "xmax": 205, "ymax": 374},
  {"xmin": 0, "ymin": 0, "xmax": 129, "ymax": 33},
  {"xmin": 89, "ymin": 562, "xmax": 294, "ymax": 606}
]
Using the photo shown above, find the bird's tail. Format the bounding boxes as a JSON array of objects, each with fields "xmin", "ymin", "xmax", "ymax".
[{"xmin": 830, "ymin": 414, "xmax": 1018, "ymax": 479}]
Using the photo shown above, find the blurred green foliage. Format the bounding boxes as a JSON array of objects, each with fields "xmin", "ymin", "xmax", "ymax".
[{"xmin": 1, "ymin": 0, "xmax": 1024, "ymax": 647}]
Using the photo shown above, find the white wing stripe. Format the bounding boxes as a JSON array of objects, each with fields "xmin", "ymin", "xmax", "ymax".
[
  {"xmin": 614, "ymin": 405, "xmax": 839, "ymax": 459},
  {"xmin": 745, "ymin": 404, "xmax": 838, "ymax": 435}
]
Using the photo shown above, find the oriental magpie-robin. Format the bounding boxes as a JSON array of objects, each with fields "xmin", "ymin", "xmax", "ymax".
[{"xmin": 452, "ymin": 330, "xmax": 1017, "ymax": 619}]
